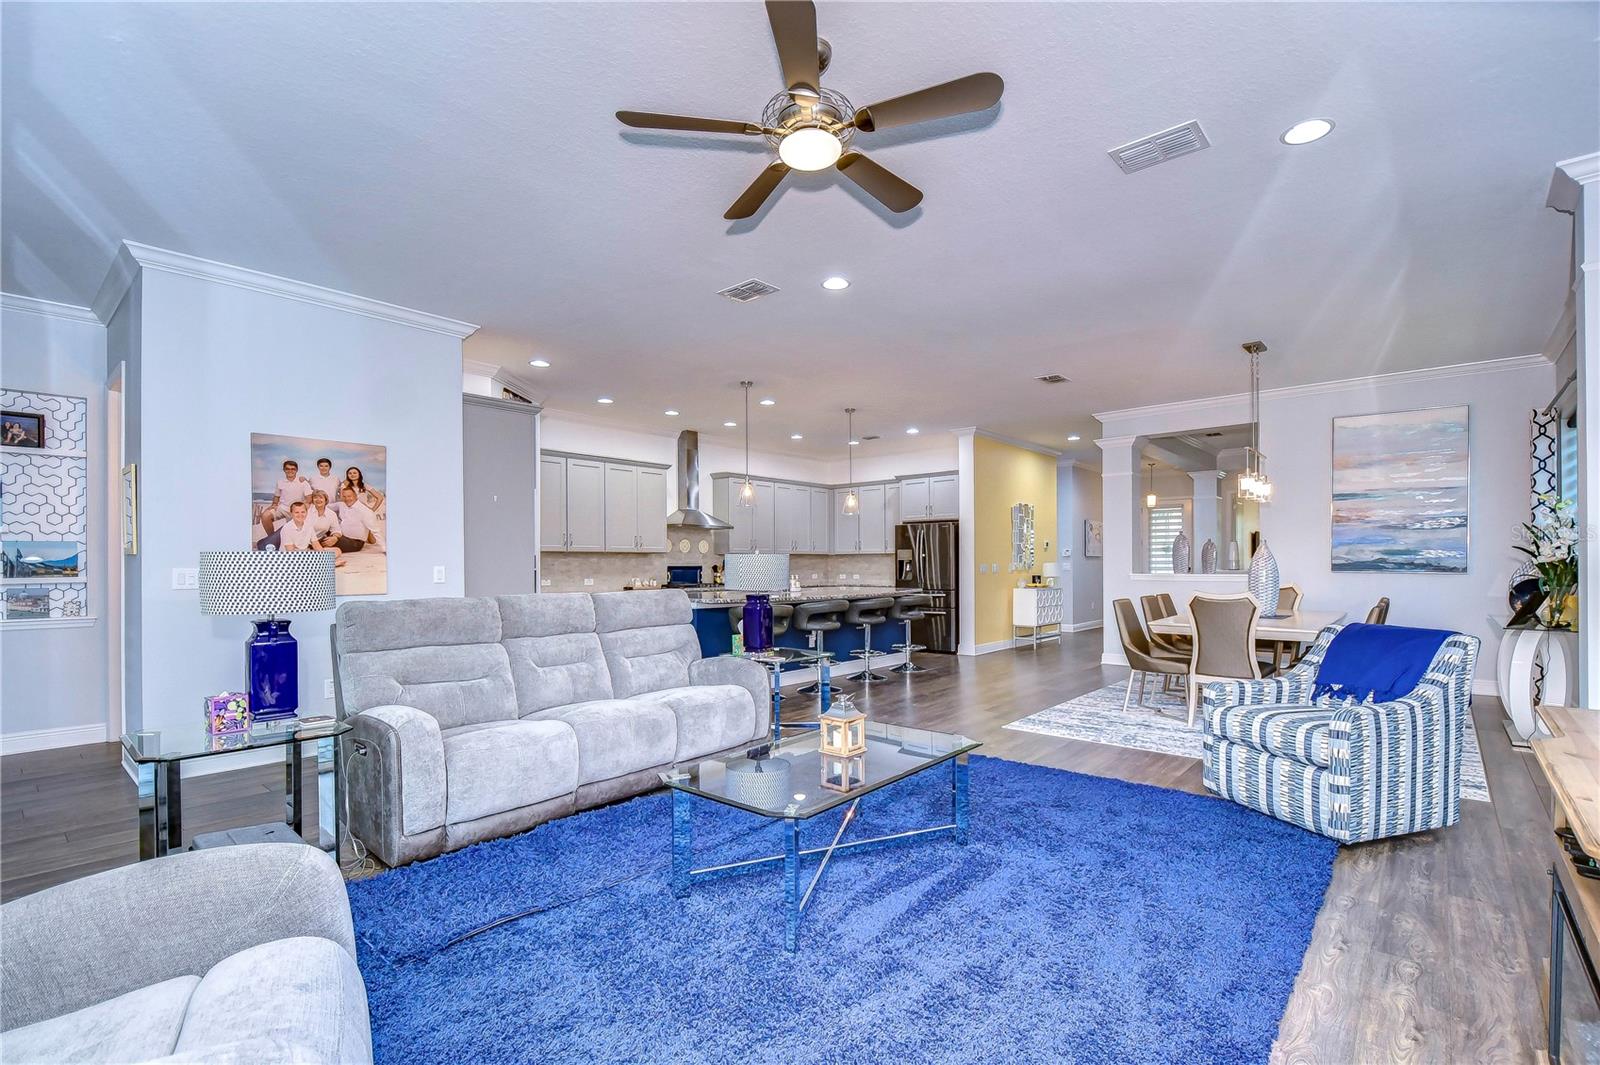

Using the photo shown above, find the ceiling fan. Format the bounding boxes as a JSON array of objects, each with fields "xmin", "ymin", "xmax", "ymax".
[{"xmin": 616, "ymin": 0, "xmax": 1004, "ymax": 220}]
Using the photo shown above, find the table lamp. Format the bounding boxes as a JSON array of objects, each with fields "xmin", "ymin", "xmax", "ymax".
[{"xmin": 198, "ymin": 550, "xmax": 336, "ymax": 720}]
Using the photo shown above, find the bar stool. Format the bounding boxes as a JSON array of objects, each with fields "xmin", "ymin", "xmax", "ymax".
[
  {"xmin": 846, "ymin": 597, "xmax": 896, "ymax": 684},
  {"xmin": 888, "ymin": 594, "xmax": 932, "ymax": 674},
  {"xmin": 793, "ymin": 599, "xmax": 849, "ymax": 697},
  {"xmin": 726, "ymin": 601, "xmax": 793, "ymax": 644}
]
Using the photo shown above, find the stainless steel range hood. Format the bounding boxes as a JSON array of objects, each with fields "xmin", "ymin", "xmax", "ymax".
[{"xmin": 666, "ymin": 430, "xmax": 733, "ymax": 530}]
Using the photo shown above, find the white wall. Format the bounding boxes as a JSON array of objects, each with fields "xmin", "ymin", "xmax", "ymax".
[
  {"xmin": 0, "ymin": 297, "xmax": 111, "ymax": 751},
  {"xmin": 1056, "ymin": 463, "xmax": 1103, "ymax": 627},
  {"xmin": 1098, "ymin": 356, "xmax": 1559, "ymax": 687},
  {"xmin": 105, "ymin": 248, "xmax": 473, "ymax": 755}
]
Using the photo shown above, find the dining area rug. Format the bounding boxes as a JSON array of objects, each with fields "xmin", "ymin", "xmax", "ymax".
[
  {"xmin": 1004, "ymin": 681, "xmax": 1491, "ymax": 802},
  {"xmin": 347, "ymin": 754, "xmax": 1339, "ymax": 1065}
]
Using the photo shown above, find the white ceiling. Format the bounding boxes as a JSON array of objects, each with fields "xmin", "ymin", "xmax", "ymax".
[{"xmin": 3, "ymin": 2, "xmax": 1595, "ymax": 460}]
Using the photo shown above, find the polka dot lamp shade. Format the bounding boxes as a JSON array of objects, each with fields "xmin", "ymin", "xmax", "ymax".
[{"xmin": 198, "ymin": 551, "xmax": 336, "ymax": 616}]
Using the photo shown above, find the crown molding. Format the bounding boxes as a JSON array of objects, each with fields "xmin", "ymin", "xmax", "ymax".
[
  {"xmin": 1, "ymin": 293, "xmax": 100, "ymax": 324},
  {"xmin": 463, "ymin": 357, "xmax": 540, "ymax": 401},
  {"xmin": 1094, "ymin": 353, "xmax": 1550, "ymax": 425},
  {"xmin": 91, "ymin": 241, "xmax": 479, "ymax": 338},
  {"xmin": 973, "ymin": 428, "xmax": 1062, "ymax": 457},
  {"xmin": 1557, "ymin": 151, "xmax": 1600, "ymax": 186}
]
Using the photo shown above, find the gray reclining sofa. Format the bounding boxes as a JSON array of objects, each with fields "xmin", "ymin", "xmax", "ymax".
[{"xmin": 334, "ymin": 589, "xmax": 768, "ymax": 867}]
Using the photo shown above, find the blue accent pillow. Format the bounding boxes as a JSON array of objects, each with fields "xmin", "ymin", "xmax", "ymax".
[{"xmin": 1311, "ymin": 623, "xmax": 1453, "ymax": 704}]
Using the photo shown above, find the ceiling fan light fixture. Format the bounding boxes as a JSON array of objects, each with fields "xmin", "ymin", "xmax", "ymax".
[{"xmin": 778, "ymin": 126, "xmax": 843, "ymax": 171}]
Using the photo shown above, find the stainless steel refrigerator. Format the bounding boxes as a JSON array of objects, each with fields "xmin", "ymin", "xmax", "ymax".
[{"xmin": 896, "ymin": 521, "xmax": 957, "ymax": 653}]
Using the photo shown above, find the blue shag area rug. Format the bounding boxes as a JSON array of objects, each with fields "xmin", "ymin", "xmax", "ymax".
[{"xmin": 348, "ymin": 755, "xmax": 1338, "ymax": 1065}]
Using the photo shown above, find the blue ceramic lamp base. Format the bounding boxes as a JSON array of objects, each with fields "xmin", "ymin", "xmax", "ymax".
[{"xmin": 247, "ymin": 619, "xmax": 300, "ymax": 720}]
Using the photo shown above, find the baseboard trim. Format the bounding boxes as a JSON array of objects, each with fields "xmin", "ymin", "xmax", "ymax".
[
  {"xmin": 973, "ymin": 639, "xmax": 1023, "ymax": 656},
  {"xmin": 1472, "ymin": 677, "xmax": 1498, "ymax": 698},
  {"xmin": 1066, "ymin": 620, "xmax": 1103, "ymax": 633},
  {"xmin": 1101, "ymin": 651, "xmax": 1129, "ymax": 668},
  {"xmin": 1, "ymin": 722, "xmax": 108, "ymax": 755}
]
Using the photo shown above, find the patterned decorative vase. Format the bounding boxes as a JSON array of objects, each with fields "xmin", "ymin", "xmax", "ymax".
[
  {"xmin": 1200, "ymin": 539, "xmax": 1218, "ymax": 574},
  {"xmin": 1170, "ymin": 532, "xmax": 1192, "ymax": 575},
  {"xmin": 1247, "ymin": 539, "xmax": 1281, "ymax": 616},
  {"xmin": 1508, "ymin": 560, "xmax": 1546, "ymax": 627}
]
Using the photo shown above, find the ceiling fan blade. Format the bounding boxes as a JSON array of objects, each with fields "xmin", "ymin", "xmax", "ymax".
[
  {"xmin": 766, "ymin": 1, "xmax": 820, "ymax": 98},
  {"xmin": 617, "ymin": 111, "xmax": 763, "ymax": 135},
  {"xmin": 852, "ymin": 73, "xmax": 1004, "ymax": 133},
  {"xmin": 725, "ymin": 162, "xmax": 790, "ymax": 220},
  {"xmin": 835, "ymin": 151, "xmax": 923, "ymax": 213}
]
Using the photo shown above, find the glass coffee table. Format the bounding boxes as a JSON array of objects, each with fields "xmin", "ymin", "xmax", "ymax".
[
  {"xmin": 662, "ymin": 721, "xmax": 980, "ymax": 951},
  {"xmin": 737, "ymin": 646, "xmax": 836, "ymax": 740}
]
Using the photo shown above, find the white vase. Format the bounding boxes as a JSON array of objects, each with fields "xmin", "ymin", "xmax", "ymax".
[
  {"xmin": 1200, "ymin": 539, "xmax": 1218, "ymax": 574},
  {"xmin": 1171, "ymin": 532, "xmax": 1191, "ymax": 574},
  {"xmin": 1248, "ymin": 539, "xmax": 1280, "ymax": 615},
  {"xmin": 1226, "ymin": 542, "xmax": 1240, "ymax": 571}
]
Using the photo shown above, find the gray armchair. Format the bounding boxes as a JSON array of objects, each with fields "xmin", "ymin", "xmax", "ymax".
[{"xmin": 0, "ymin": 845, "xmax": 370, "ymax": 1064}]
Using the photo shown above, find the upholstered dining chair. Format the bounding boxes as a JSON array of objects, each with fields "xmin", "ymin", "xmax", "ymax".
[
  {"xmin": 1113, "ymin": 599, "xmax": 1189, "ymax": 712},
  {"xmin": 1187, "ymin": 593, "xmax": 1261, "ymax": 725},
  {"xmin": 1140, "ymin": 593, "xmax": 1191, "ymax": 659},
  {"xmin": 1259, "ymin": 584, "xmax": 1303, "ymax": 674},
  {"xmin": 1365, "ymin": 597, "xmax": 1391, "ymax": 624}
]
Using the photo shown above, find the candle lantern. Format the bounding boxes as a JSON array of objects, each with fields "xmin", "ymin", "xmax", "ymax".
[
  {"xmin": 819, "ymin": 698, "xmax": 866, "ymax": 758},
  {"xmin": 821, "ymin": 752, "xmax": 867, "ymax": 793}
]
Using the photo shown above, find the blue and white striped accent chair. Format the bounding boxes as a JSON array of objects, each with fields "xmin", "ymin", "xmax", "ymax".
[{"xmin": 1200, "ymin": 623, "xmax": 1480, "ymax": 844}]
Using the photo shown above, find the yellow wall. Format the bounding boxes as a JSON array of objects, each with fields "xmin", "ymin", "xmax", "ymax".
[{"xmin": 973, "ymin": 436, "xmax": 1058, "ymax": 647}]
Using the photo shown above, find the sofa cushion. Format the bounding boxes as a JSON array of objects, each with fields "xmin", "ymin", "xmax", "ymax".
[
  {"xmin": 173, "ymin": 937, "xmax": 371, "ymax": 1065},
  {"xmin": 503, "ymin": 634, "xmax": 614, "ymax": 714},
  {"xmin": 497, "ymin": 593, "xmax": 597, "ymax": 638},
  {"xmin": 528, "ymin": 699, "xmax": 677, "ymax": 784},
  {"xmin": 441, "ymin": 720, "xmax": 578, "ymax": 824},
  {"xmin": 336, "ymin": 597, "xmax": 501, "ymax": 653},
  {"xmin": 592, "ymin": 592, "xmax": 702, "ymax": 699},
  {"xmin": 1207, "ymin": 703, "xmax": 1339, "ymax": 769},
  {"xmin": 339, "ymin": 643, "xmax": 517, "ymax": 730},
  {"xmin": 645, "ymin": 685, "xmax": 760, "ymax": 760},
  {"xmin": 0, "ymin": 974, "xmax": 197, "ymax": 1064}
]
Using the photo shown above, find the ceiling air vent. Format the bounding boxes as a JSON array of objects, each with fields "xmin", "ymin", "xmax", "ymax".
[
  {"xmin": 862, "ymin": 434, "xmax": 881, "ymax": 441},
  {"xmin": 1107, "ymin": 120, "xmax": 1210, "ymax": 175},
  {"xmin": 718, "ymin": 278, "xmax": 780, "ymax": 303},
  {"xmin": 1035, "ymin": 373, "xmax": 1069, "ymax": 385}
]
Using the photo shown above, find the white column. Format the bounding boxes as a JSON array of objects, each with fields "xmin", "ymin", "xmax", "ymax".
[
  {"xmin": 1189, "ymin": 471, "xmax": 1221, "ymax": 568},
  {"xmin": 1097, "ymin": 434, "xmax": 1143, "ymax": 664},
  {"xmin": 1556, "ymin": 154, "xmax": 1600, "ymax": 705},
  {"xmin": 955, "ymin": 428, "xmax": 978, "ymax": 656}
]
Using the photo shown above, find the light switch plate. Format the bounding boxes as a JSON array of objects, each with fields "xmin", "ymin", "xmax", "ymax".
[
  {"xmin": 583, "ymin": 578, "xmax": 594, "ymax": 586},
  {"xmin": 171, "ymin": 567, "xmax": 198, "ymax": 590},
  {"xmin": 432, "ymin": 565, "xmax": 446, "ymax": 584}
]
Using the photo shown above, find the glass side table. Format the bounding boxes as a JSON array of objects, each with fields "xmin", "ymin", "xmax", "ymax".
[
  {"xmin": 121, "ymin": 717, "xmax": 351, "ymax": 861},
  {"xmin": 736, "ymin": 647, "xmax": 835, "ymax": 741}
]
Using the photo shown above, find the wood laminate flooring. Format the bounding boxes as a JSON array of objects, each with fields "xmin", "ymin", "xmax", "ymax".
[{"xmin": 0, "ymin": 630, "xmax": 1557, "ymax": 1062}]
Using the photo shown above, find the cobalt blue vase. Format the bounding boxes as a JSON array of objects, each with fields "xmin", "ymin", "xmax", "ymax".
[
  {"xmin": 247, "ymin": 619, "xmax": 300, "ymax": 719},
  {"xmin": 742, "ymin": 594, "xmax": 774, "ymax": 652}
]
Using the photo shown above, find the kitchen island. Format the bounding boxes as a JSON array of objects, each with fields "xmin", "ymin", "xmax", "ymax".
[{"xmin": 689, "ymin": 586, "xmax": 918, "ymax": 673}]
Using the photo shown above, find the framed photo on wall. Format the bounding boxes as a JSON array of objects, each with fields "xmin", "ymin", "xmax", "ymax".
[
  {"xmin": 1, "ymin": 410, "xmax": 44, "ymax": 449},
  {"xmin": 250, "ymin": 433, "xmax": 388, "ymax": 596},
  {"xmin": 1083, "ymin": 519, "xmax": 1104, "ymax": 559},
  {"xmin": 1331, "ymin": 405, "xmax": 1469, "ymax": 573}
]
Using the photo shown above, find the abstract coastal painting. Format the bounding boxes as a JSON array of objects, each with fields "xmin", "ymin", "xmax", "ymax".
[{"xmin": 1331, "ymin": 406, "xmax": 1468, "ymax": 573}]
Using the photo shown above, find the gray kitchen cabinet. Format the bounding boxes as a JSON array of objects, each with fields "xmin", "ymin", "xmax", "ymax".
[
  {"xmin": 564, "ymin": 458, "xmax": 606, "ymax": 551},
  {"xmin": 774, "ymin": 482, "xmax": 807, "ymax": 551},
  {"xmin": 539, "ymin": 454, "xmax": 568, "ymax": 551},
  {"xmin": 751, "ymin": 481, "xmax": 777, "ymax": 551},
  {"xmin": 603, "ymin": 462, "xmax": 671, "ymax": 552},
  {"xmin": 636, "ymin": 467, "xmax": 669, "ymax": 551},
  {"xmin": 808, "ymin": 487, "xmax": 831, "ymax": 553},
  {"xmin": 898, "ymin": 477, "xmax": 930, "ymax": 521},
  {"xmin": 832, "ymin": 488, "xmax": 860, "ymax": 553},
  {"xmin": 858, "ymin": 484, "xmax": 888, "ymax": 554}
]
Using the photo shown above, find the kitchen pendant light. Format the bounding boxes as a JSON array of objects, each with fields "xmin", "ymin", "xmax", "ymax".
[
  {"xmin": 1145, "ymin": 463, "xmax": 1157, "ymax": 509},
  {"xmin": 841, "ymin": 407, "xmax": 860, "ymax": 515},
  {"xmin": 737, "ymin": 381, "xmax": 756, "ymax": 508},
  {"xmin": 1239, "ymin": 342, "xmax": 1274, "ymax": 503}
]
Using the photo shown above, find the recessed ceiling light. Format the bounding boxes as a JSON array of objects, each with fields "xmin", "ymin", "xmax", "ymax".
[
  {"xmin": 664, "ymin": 409, "xmax": 680, "ymax": 417},
  {"xmin": 759, "ymin": 398, "xmax": 776, "ymax": 406},
  {"xmin": 597, "ymin": 397, "xmax": 614, "ymax": 404},
  {"xmin": 724, "ymin": 421, "xmax": 738, "ymax": 428},
  {"xmin": 1281, "ymin": 119, "xmax": 1334, "ymax": 145},
  {"xmin": 905, "ymin": 427, "xmax": 920, "ymax": 435},
  {"xmin": 529, "ymin": 358, "xmax": 550, "ymax": 368},
  {"xmin": 822, "ymin": 276, "xmax": 850, "ymax": 291},
  {"xmin": 1067, "ymin": 434, "xmax": 1081, "ymax": 442},
  {"xmin": 790, "ymin": 433, "xmax": 803, "ymax": 440},
  {"xmin": 848, "ymin": 439, "xmax": 860, "ymax": 446}
]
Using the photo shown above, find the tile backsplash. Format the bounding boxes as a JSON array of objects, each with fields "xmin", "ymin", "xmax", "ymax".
[{"xmin": 540, "ymin": 549, "xmax": 894, "ymax": 592}]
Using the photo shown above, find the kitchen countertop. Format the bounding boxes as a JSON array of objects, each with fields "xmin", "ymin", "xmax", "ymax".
[{"xmin": 688, "ymin": 585, "xmax": 918, "ymax": 608}]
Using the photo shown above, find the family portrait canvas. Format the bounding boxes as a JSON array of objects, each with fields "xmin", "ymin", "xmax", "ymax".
[
  {"xmin": 250, "ymin": 433, "xmax": 387, "ymax": 596},
  {"xmin": 1330, "ymin": 406, "xmax": 1469, "ymax": 573}
]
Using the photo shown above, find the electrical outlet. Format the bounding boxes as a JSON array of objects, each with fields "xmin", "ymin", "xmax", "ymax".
[
  {"xmin": 323, "ymin": 679, "xmax": 335, "ymax": 700},
  {"xmin": 540, "ymin": 578, "xmax": 552, "ymax": 587},
  {"xmin": 583, "ymin": 578, "xmax": 594, "ymax": 586},
  {"xmin": 432, "ymin": 565, "xmax": 446, "ymax": 584},
  {"xmin": 851, "ymin": 573, "xmax": 860, "ymax": 580},
  {"xmin": 810, "ymin": 572, "xmax": 819, "ymax": 580},
  {"xmin": 171, "ymin": 567, "xmax": 198, "ymax": 590},
  {"xmin": 978, "ymin": 563, "xmax": 987, "ymax": 574}
]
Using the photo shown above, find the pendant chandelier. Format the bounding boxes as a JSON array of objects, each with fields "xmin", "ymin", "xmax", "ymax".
[
  {"xmin": 841, "ymin": 407, "xmax": 859, "ymax": 515},
  {"xmin": 1238, "ymin": 341, "xmax": 1274, "ymax": 503},
  {"xmin": 737, "ymin": 381, "xmax": 756, "ymax": 507},
  {"xmin": 1145, "ymin": 462, "xmax": 1157, "ymax": 508}
]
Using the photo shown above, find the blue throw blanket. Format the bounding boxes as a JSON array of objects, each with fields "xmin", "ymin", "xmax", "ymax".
[{"xmin": 1311, "ymin": 623, "xmax": 1453, "ymax": 704}]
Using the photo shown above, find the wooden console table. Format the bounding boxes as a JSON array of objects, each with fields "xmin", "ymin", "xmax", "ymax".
[{"xmin": 1531, "ymin": 705, "xmax": 1600, "ymax": 1062}]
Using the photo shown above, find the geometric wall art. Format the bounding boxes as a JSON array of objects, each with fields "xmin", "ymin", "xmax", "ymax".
[
  {"xmin": 1331, "ymin": 405, "xmax": 1469, "ymax": 573},
  {"xmin": 0, "ymin": 388, "xmax": 91, "ymax": 622}
]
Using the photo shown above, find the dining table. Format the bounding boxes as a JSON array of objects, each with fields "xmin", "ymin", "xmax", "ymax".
[{"xmin": 1148, "ymin": 608, "xmax": 1347, "ymax": 674}]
